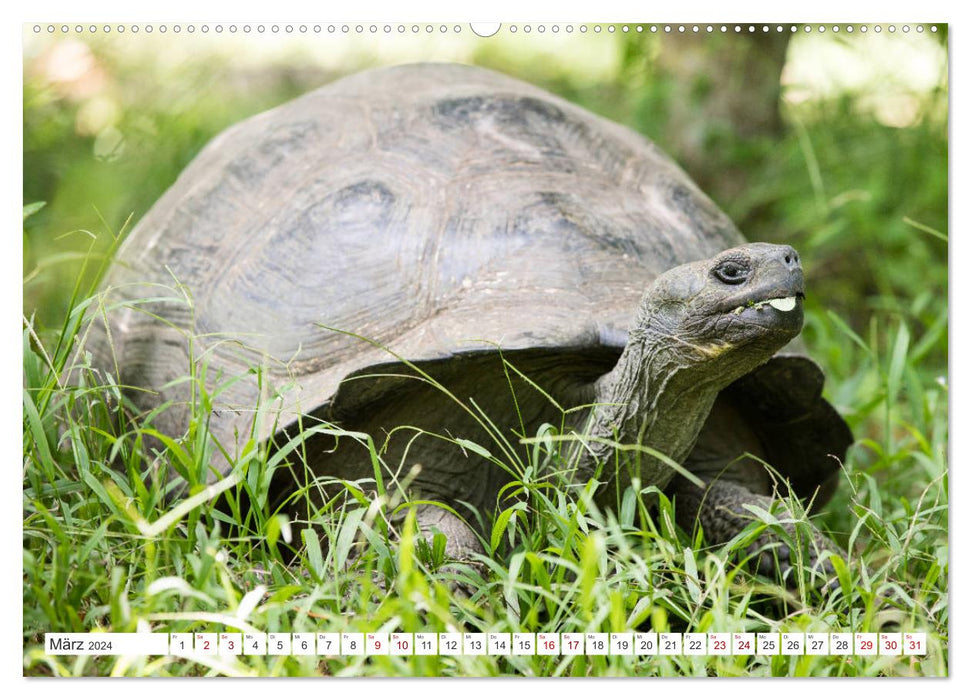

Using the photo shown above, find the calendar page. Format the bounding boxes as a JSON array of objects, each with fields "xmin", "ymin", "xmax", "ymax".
[{"xmin": 21, "ymin": 4, "xmax": 949, "ymax": 679}]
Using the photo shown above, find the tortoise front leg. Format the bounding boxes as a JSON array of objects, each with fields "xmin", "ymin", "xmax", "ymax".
[
  {"xmin": 670, "ymin": 476, "xmax": 842, "ymax": 588},
  {"xmin": 412, "ymin": 503, "xmax": 485, "ymax": 563},
  {"xmin": 405, "ymin": 504, "xmax": 488, "ymax": 596}
]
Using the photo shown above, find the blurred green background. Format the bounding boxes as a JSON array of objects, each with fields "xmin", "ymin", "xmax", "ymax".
[{"xmin": 23, "ymin": 23, "xmax": 948, "ymax": 441}]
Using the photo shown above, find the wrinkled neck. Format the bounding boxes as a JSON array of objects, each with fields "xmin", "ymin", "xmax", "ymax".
[{"xmin": 577, "ymin": 328, "xmax": 722, "ymax": 488}]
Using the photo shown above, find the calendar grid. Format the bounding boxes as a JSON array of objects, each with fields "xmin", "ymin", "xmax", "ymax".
[{"xmin": 44, "ymin": 631, "xmax": 928, "ymax": 658}]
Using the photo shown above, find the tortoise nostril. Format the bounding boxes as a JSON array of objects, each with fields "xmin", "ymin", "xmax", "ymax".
[{"xmin": 781, "ymin": 248, "xmax": 801, "ymax": 270}]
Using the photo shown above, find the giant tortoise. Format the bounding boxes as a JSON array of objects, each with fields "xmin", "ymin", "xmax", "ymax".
[{"xmin": 91, "ymin": 63, "xmax": 852, "ymax": 582}]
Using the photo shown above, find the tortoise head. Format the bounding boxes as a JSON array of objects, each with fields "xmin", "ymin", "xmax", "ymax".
[{"xmin": 635, "ymin": 242, "xmax": 805, "ymax": 381}]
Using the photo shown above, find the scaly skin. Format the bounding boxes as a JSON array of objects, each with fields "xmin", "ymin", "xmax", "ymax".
[
  {"xmin": 412, "ymin": 504, "xmax": 485, "ymax": 563},
  {"xmin": 671, "ymin": 476, "xmax": 842, "ymax": 587}
]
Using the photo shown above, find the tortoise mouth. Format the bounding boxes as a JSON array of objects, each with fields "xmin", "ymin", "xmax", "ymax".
[
  {"xmin": 726, "ymin": 291, "xmax": 806, "ymax": 316},
  {"xmin": 712, "ymin": 284, "xmax": 806, "ymax": 334},
  {"xmin": 714, "ymin": 276, "xmax": 806, "ymax": 317}
]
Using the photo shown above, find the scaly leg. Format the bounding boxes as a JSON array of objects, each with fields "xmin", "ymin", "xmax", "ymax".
[
  {"xmin": 671, "ymin": 476, "xmax": 842, "ymax": 587},
  {"xmin": 412, "ymin": 503, "xmax": 486, "ymax": 563}
]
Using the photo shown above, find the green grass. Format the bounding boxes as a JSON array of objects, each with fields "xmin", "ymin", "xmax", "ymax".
[{"xmin": 22, "ymin": 258, "xmax": 948, "ymax": 677}]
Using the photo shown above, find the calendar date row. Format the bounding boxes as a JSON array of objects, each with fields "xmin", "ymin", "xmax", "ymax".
[{"xmin": 46, "ymin": 631, "xmax": 927, "ymax": 658}]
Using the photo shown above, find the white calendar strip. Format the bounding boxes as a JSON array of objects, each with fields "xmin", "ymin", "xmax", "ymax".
[{"xmin": 44, "ymin": 631, "xmax": 928, "ymax": 657}]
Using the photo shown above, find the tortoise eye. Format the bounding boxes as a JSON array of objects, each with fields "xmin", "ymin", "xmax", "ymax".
[{"xmin": 713, "ymin": 260, "xmax": 749, "ymax": 285}]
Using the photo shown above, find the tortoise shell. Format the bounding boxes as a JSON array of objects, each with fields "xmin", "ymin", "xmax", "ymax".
[{"xmin": 94, "ymin": 63, "xmax": 851, "ymax": 502}]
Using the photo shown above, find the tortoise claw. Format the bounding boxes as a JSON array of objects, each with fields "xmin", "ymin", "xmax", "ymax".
[{"xmin": 747, "ymin": 526, "xmax": 843, "ymax": 592}]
